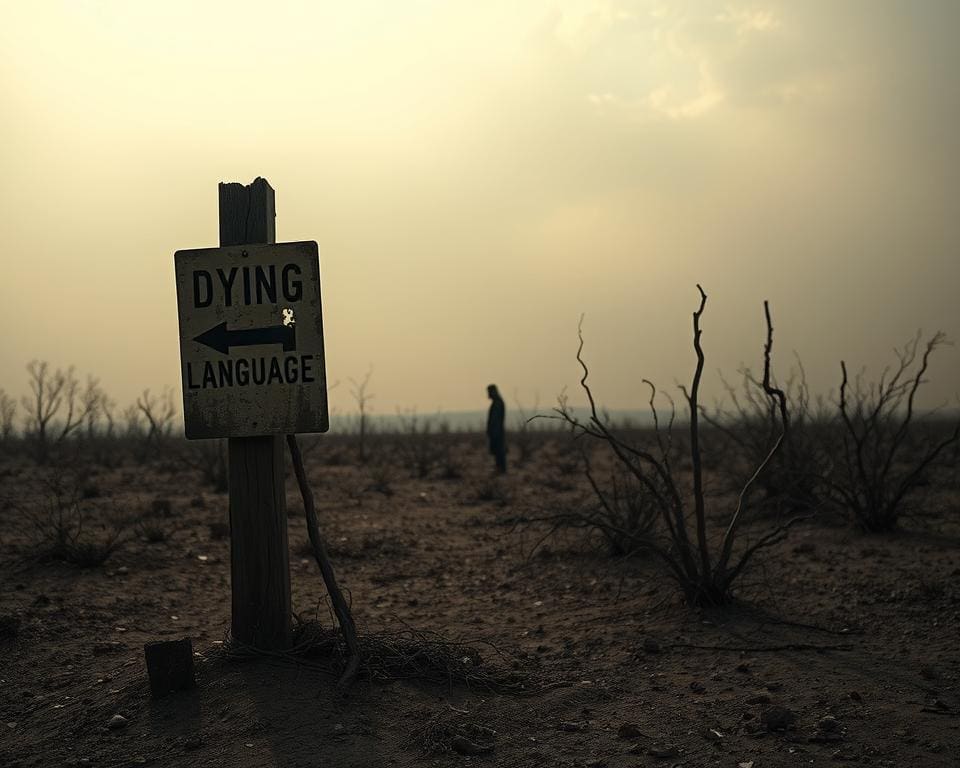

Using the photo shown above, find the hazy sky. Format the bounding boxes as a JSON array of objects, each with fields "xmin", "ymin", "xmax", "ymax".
[{"xmin": 1, "ymin": 1, "xmax": 958, "ymax": 422}]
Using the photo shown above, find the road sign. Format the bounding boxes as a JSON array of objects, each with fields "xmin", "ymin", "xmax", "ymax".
[{"xmin": 174, "ymin": 240, "xmax": 328, "ymax": 439}]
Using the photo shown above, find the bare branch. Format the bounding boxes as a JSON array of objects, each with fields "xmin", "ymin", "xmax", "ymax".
[{"xmin": 687, "ymin": 284, "xmax": 710, "ymax": 579}]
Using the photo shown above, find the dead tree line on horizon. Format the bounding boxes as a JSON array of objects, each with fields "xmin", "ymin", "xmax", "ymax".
[
  {"xmin": 0, "ymin": 314, "xmax": 956, "ymax": 542},
  {"xmin": 0, "ymin": 360, "xmax": 178, "ymax": 464}
]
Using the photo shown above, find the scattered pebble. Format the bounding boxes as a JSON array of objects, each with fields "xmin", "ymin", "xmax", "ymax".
[
  {"xmin": 761, "ymin": 706, "xmax": 796, "ymax": 732},
  {"xmin": 617, "ymin": 723, "xmax": 649, "ymax": 739},
  {"xmin": 818, "ymin": 715, "xmax": 841, "ymax": 732},
  {"xmin": 92, "ymin": 641, "xmax": 124, "ymax": 656},
  {"xmin": 107, "ymin": 714, "xmax": 128, "ymax": 730},
  {"xmin": 647, "ymin": 743, "xmax": 679, "ymax": 758}
]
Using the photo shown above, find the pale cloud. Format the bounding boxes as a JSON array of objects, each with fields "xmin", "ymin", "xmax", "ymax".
[
  {"xmin": 646, "ymin": 61, "xmax": 724, "ymax": 119},
  {"xmin": 543, "ymin": 1, "xmax": 797, "ymax": 121},
  {"xmin": 717, "ymin": 6, "xmax": 780, "ymax": 35}
]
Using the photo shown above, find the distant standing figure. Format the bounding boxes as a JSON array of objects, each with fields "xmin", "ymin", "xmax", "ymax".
[{"xmin": 486, "ymin": 384, "xmax": 506, "ymax": 473}]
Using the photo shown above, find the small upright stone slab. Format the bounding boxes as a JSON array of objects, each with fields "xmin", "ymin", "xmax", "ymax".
[{"xmin": 144, "ymin": 638, "xmax": 196, "ymax": 698}]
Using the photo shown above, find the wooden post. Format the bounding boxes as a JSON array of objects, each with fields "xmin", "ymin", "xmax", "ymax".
[{"xmin": 219, "ymin": 178, "xmax": 291, "ymax": 650}]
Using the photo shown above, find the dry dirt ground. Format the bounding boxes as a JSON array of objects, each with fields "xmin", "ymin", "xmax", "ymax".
[{"xmin": 1, "ymin": 435, "xmax": 958, "ymax": 767}]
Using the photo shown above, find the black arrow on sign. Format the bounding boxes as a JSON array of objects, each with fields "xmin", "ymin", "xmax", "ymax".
[{"xmin": 193, "ymin": 321, "xmax": 297, "ymax": 355}]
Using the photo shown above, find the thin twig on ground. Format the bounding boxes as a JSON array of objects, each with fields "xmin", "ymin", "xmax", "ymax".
[{"xmin": 287, "ymin": 434, "xmax": 361, "ymax": 687}]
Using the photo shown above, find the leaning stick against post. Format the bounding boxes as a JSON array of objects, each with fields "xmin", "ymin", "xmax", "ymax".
[{"xmin": 286, "ymin": 434, "xmax": 360, "ymax": 686}]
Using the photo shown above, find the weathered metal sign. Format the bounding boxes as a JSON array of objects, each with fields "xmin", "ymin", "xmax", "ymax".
[{"xmin": 174, "ymin": 241, "xmax": 328, "ymax": 439}]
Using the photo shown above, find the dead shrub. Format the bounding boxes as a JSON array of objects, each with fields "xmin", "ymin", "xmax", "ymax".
[
  {"xmin": 186, "ymin": 439, "xmax": 228, "ymax": 493},
  {"xmin": 827, "ymin": 331, "xmax": 959, "ymax": 532},
  {"xmin": 23, "ymin": 476, "xmax": 126, "ymax": 566},
  {"xmin": 366, "ymin": 461, "xmax": 395, "ymax": 496},
  {"xmin": 547, "ymin": 287, "xmax": 804, "ymax": 606},
  {"xmin": 21, "ymin": 361, "xmax": 101, "ymax": 464},
  {"xmin": 702, "ymin": 363, "xmax": 828, "ymax": 515},
  {"xmin": 472, "ymin": 478, "xmax": 510, "ymax": 507},
  {"xmin": 396, "ymin": 411, "xmax": 442, "ymax": 478},
  {"xmin": 579, "ymin": 461, "xmax": 659, "ymax": 555},
  {"xmin": 137, "ymin": 520, "xmax": 170, "ymax": 543}
]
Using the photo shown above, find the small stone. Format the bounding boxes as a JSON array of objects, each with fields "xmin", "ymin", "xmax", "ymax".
[
  {"xmin": 647, "ymin": 744, "xmax": 679, "ymax": 758},
  {"xmin": 848, "ymin": 691, "xmax": 862, "ymax": 702},
  {"xmin": 690, "ymin": 681, "xmax": 706, "ymax": 693},
  {"xmin": 617, "ymin": 723, "xmax": 649, "ymax": 739},
  {"xmin": 107, "ymin": 714, "xmax": 128, "ymax": 730},
  {"xmin": 92, "ymin": 641, "xmax": 124, "ymax": 656},
  {"xmin": 736, "ymin": 663, "xmax": 750, "ymax": 673},
  {"xmin": 558, "ymin": 721, "xmax": 587, "ymax": 732},
  {"xmin": 184, "ymin": 734, "xmax": 203, "ymax": 750},
  {"xmin": 761, "ymin": 706, "xmax": 796, "ymax": 732},
  {"xmin": 704, "ymin": 728, "xmax": 724, "ymax": 742},
  {"xmin": 818, "ymin": 716, "xmax": 841, "ymax": 732},
  {"xmin": 116, "ymin": 566, "xmax": 129, "ymax": 575},
  {"xmin": 643, "ymin": 638, "xmax": 661, "ymax": 654}
]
